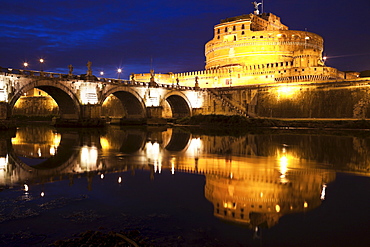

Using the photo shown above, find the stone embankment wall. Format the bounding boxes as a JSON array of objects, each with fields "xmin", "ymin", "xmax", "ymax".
[{"xmin": 255, "ymin": 85, "xmax": 370, "ymax": 119}]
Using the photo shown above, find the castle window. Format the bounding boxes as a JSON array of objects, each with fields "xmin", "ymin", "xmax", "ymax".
[
  {"xmin": 260, "ymin": 36, "xmax": 264, "ymax": 38},
  {"xmin": 241, "ymin": 31, "xmax": 245, "ymax": 35},
  {"xmin": 276, "ymin": 63, "xmax": 279, "ymax": 67},
  {"xmin": 252, "ymin": 36, "xmax": 255, "ymax": 39},
  {"xmin": 286, "ymin": 62, "xmax": 289, "ymax": 66},
  {"xmin": 241, "ymin": 214, "xmax": 244, "ymax": 219},
  {"xmin": 281, "ymin": 62, "xmax": 283, "ymax": 66},
  {"xmin": 233, "ymin": 26, "xmax": 236, "ymax": 31},
  {"xmin": 242, "ymin": 24, "xmax": 245, "ymax": 29},
  {"xmin": 217, "ymin": 29, "xmax": 220, "ymax": 34},
  {"xmin": 234, "ymin": 35, "xmax": 236, "ymax": 41},
  {"xmin": 225, "ymin": 27, "xmax": 228, "ymax": 32},
  {"xmin": 302, "ymin": 69, "xmax": 305, "ymax": 71},
  {"xmin": 217, "ymin": 35, "xmax": 220, "ymax": 39}
]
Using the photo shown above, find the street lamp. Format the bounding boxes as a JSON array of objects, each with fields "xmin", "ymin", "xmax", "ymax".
[
  {"xmin": 117, "ymin": 68, "xmax": 122, "ymax": 79},
  {"xmin": 39, "ymin": 58, "xmax": 44, "ymax": 71},
  {"xmin": 23, "ymin": 62, "xmax": 28, "ymax": 69},
  {"xmin": 323, "ymin": 56, "xmax": 327, "ymax": 65},
  {"xmin": 100, "ymin": 71, "xmax": 104, "ymax": 76}
]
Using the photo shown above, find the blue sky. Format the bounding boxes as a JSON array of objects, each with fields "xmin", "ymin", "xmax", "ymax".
[{"xmin": 1, "ymin": 0, "xmax": 369, "ymax": 79}]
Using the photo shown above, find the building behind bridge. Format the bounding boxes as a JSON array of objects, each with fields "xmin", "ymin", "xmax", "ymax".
[{"xmin": 134, "ymin": 11, "xmax": 359, "ymax": 87}]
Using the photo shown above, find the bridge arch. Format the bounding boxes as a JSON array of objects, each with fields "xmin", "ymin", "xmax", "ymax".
[
  {"xmin": 101, "ymin": 87, "xmax": 146, "ymax": 118},
  {"xmin": 162, "ymin": 92, "xmax": 192, "ymax": 118},
  {"xmin": 9, "ymin": 79, "xmax": 81, "ymax": 119}
]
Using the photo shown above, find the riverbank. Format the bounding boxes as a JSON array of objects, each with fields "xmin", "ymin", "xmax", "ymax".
[{"xmin": 175, "ymin": 115, "xmax": 370, "ymax": 130}]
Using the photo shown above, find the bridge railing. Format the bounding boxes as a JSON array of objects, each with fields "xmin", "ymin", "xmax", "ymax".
[{"xmin": 0, "ymin": 66, "xmax": 204, "ymax": 91}]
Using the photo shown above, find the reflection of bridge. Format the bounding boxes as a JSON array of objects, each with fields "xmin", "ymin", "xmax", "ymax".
[
  {"xmin": 0, "ymin": 67, "xmax": 247, "ymax": 124},
  {"xmin": 0, "ymin": 125, "xmax": 340, "ymax": 231}
]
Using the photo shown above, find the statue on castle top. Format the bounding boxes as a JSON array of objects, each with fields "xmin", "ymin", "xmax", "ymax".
[{"xmin": 252, "ymin": 1, "xmax": 262, "ymax": 15}]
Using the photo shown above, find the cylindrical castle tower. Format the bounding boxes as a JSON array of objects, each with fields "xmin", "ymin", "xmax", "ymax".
[{"xmin": 205, "ymin": 13, "xmax": 325, "ymax": 70}]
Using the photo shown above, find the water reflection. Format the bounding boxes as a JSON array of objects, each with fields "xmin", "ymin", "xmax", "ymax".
[{"xmin": 0, "ymin": 125, "xmax": 369, "ymax": 232}]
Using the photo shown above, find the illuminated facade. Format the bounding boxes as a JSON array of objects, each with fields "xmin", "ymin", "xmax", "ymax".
[{"xmin": 134, "ymin": 11, "xmax": 358, "ymax": 88}]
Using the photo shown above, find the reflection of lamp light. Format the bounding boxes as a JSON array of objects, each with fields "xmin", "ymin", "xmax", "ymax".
[
  {"xmin": 0, "ymin": 156, "xmax": 7, "ymax": 170},
  {"xmin": 118, "ymin": 176, "xmax": 122, "ymax": 184},
  {"xmin": 80, "ymin": 145, "xmax": 98, "ymax": 171},
  {"xmin": 146, "ymin": 142, "xmax": 162, "ymax": 173},
  {"xmin": 321, "ymin": 184, "xmax": 327, "ymax": 200},
  {"xmin": 171, "ymin": 158, "xmax": 175, "ymax": 175}
]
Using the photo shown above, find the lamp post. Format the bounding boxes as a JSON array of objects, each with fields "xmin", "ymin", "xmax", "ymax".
[
  {"xmin": 117, "ymin": 68, "xmax": 122, "ymax": 79},
  {"xmin": 23, "ymin": 62, "xmax": 28, "ymax": 70},
  {"xmin": 100, "ymin": 71, "xmax": 104, "ymax": 76},
  {"xmin": 39, "ymin": 58, "xmax": 44, "ymax": 71}
]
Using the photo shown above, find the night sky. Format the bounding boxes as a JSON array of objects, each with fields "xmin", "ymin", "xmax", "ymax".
[{"xmin": 1, "ymin": 0, "xmax": 370, "ymax": 79}]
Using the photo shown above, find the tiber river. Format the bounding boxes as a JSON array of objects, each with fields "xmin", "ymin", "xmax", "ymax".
[{"xmin": 0, "ymin": 124, "xmax": 369, "ymax": 246}]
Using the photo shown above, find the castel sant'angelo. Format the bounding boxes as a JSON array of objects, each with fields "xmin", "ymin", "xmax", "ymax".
[{"xmin": 134, "ymin": 3, "xmax": 358, "ymax": 87}]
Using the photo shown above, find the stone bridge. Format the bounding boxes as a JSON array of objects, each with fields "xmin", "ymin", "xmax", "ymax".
[
  {"xmin": 3, "ymin": 66, "xmax": 370, "ymax": 122},
  {"xmin": 0, "ymin": 67, "xmax": 205, "ymax": 124}
]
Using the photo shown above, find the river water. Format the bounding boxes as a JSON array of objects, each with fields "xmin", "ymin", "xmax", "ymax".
[{"xmin": 0, "ymin": 124, "xmax": 369, "ymax": 246}]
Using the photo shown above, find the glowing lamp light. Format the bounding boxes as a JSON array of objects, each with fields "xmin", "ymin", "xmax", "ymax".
[
  {"xmin": 275, "ymin": 204, "xmax": 281, "ymax": 213},
  {"xmin": 41, "ymin": 191, "xmax": 45, "ymax": 197},
  {"xmin": 100, "ymin": 174, "xmax": 104, "ymax": 179},
  {"xmin": 118, "ymin": 176, "xmax": 122, "ymax": 184},
  {"xmin": 24, "ymin": 184, "xmax": 29, "ymax": 192},
  {"xmin": 304, "ymin": 201, "xmax": 308, "ymax": 208}
]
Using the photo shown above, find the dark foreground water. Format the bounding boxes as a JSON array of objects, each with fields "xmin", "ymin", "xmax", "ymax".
[{"xmin": 0, "ymin": 125, "xmax": 369, "ymax": 246}]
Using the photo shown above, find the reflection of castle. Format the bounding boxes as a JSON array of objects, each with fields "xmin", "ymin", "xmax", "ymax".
[
  {"xmin": 204, "ymin": 169, "xmax": 335, "ymax": 228},
  {"xmin": 134, "ymin": 5, "xmax": 358, "ymax": 88}
]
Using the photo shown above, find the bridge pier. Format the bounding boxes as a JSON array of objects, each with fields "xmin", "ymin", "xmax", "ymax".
[
  {"xmin": 0, "ymin": 102, "xmax": 9, "ymax": 120},
  {"xmin": 81, "ymin": 104, "xmax": 102, "ymax": 119},
  {"xmin": 146, "ymin": 106, "xmax": 167, "ymax": 125}
]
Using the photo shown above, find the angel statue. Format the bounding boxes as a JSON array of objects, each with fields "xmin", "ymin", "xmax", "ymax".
[{"xmin": 252, "ymin": 1, "xmax": 262, "ymax": 15}]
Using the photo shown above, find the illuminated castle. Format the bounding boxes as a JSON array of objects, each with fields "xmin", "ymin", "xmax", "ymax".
[{"xmin": 134, "ymin": 6, "xmax": 358, "ymax": 88}]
